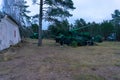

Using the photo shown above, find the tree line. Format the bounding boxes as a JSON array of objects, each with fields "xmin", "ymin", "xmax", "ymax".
[
  {"xmin": 17, "ymin": 0, "xmax": 120, "ymax": 42},
  {"xmin": 30, "ymin": 9, "xmax": 120, "ymax": 41},
  {"xmin": 3, "ymin": 0, "xmax": 120, "ymax": 45},
  {"xmin": 46, "ymin": 9, "xmax": 120, "ymax": 41}
]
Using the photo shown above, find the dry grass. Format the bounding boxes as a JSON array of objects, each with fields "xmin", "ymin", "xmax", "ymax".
[{"xmin": 0, "ymin": 39, "xmax": 120, "ymax": 80}]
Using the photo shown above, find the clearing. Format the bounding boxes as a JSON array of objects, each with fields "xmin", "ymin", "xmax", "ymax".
[{"xmin": 0, "ymin": 39, "xmax": 120, "ymax": 80}]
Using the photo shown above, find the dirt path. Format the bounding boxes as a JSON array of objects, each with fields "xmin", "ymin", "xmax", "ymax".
[{"xmin": 0, "ymin": 39, "xmax": 120, "ymax": 80}]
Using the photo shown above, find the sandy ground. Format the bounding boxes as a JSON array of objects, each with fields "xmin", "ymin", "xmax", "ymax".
[{"xmin": 0, "ymin": 39, "xmax": 120, "ymax": 80}]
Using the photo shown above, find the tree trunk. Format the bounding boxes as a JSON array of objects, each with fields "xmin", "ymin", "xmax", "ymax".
[{"xmin": 38, "ymin": 0, "xmax": 43, "ymax": 46}]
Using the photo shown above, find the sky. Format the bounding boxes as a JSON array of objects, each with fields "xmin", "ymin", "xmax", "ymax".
[
  {"xmin": 0, "ymin": 0, "xmax": 2, "ymax": 10},
  {"xmin": 0, "ymin": 0, "xmax": 120, "ymax": 29},
  {"xmin": 26, "ymin": 0, "xmax": 120, "ymax": 29},
  {"xmin": 27, "ymin": 0, "xmax": 120, "ymax": 23},
  {"xmin": 70, "ymin": 0, "xmax": 120, "ymax": 23}
]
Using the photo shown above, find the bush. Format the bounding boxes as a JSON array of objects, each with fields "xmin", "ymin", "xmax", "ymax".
[
  {"xmin": 70, "ymin": 41, "xmax": 78, "ymax": 47},
  {"xmin": 93, "ymin": 35, "xmax": 103, "ymax": 43},
  {"xmin": 30, "ymin": 33, "xmax": 38, "ymax": 39}
]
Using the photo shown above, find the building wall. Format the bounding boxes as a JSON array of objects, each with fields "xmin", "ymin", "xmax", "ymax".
[
  {"xmin": 0, "ymin": 22, "xmax": 7, "ymax": 50},
  {"xmin": 0, "ymin": 16, "xmax": 21, "ymax": 51}
]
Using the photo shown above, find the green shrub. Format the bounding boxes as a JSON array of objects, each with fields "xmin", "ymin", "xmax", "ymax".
[
  {"xmin": 94, "ymin": 35, "xmax": 103, "ymax": 43},
  {"xmin": 70, "ymin": 41, "xmax": 78, "ymax": 47}
]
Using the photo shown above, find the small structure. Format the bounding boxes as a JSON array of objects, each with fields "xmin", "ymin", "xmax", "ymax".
[{"xmin": 0, "ymin": 14, "xmax": 21, "ymax": 51}]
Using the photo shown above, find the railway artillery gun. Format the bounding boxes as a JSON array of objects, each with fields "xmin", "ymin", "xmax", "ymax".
[{"xmin": 55, "ymin": 25, "xmax": 103, "ymax": 46}]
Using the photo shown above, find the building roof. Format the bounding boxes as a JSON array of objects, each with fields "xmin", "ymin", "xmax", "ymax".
[
  {"xmin": 0, "ymin": 12, "xmax": 19, "ymax": 26},
  {"xmin": 6, "ymin": 15, "xmax": 19, "ymax": 26}
]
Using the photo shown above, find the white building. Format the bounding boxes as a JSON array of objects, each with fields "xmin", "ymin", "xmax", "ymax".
[{"xmin": 0, "ymin": 15, "xmax": 21, "ymax": 51}]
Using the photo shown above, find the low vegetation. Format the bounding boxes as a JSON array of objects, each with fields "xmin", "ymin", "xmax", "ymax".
[{"xmin": 0, "ymin": 39, "xmax": 120, "ymax": 80}]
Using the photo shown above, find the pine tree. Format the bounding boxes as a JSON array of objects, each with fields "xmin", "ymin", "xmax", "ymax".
[
  {"xmin": 111, "ymin": 10, "xmax": 120, "ymax": 41},
  {"xmin": 3, "ymin": 0, "xmax": 30, "ymax": 26},
  {"xmin": 15, "ymin": 1, "xmax": 31, "ymax": 26},
  {"xmin": 14, "ymin": 1, "xmax": 31, "ymax": 38},
  {"xmin": 32, "ymin": 0, "xmax": 75, "ymax": 46}
]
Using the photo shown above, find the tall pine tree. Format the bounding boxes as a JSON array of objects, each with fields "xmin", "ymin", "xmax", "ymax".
[
  {"xmin": 111, "ymin": 10, "xmax": 120, "ymax": 41},
  {"xmin": 32, "ymin": 0, "xmax": 75, "ymax": 46},
  {"xmin": 15, "ymin": 1, "xmax": 31, "ymax": 26}
]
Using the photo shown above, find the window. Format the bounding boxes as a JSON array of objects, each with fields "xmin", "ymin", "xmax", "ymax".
[{"xmin": 14, "ymin": 30, "xmax": 16, "ymax": 38}]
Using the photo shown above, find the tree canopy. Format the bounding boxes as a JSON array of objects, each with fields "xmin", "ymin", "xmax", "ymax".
[
  {"xmin": 32, "ymin": 0, "xmax": 75, "ymax": 22},
  {"xmin": 32, "ymin": 0, "xmax": 75, "ymax": 46}
]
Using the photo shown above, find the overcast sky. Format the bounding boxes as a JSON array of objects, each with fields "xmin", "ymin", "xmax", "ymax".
[
  {"xmin": 0, "ymin": 0, "xmax": 2, "ymax": 10},
  {"xmin": 70, "ymin": 0, "xmax": 120, "ymax": 23},
  {"xmin": 27, "ymin": 0, "xmax": 120, "ymax": 23},
  {"xmin": 26, "ymin": 0, "xmax": 120, "ymax": 29},
  {"xmin": 0, "ymin": 0, "xmax": 120, "ymax": 29}
]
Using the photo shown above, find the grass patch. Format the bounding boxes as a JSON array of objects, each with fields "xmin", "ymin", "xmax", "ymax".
[
  {"xmin": 73, "ymin": 74, "xmax": 105, "ymax": 80},
  {"xmin": 1, "ymin": 40, "xmax": 120, "ymax": 80},
  {"xmin": 113, "ymin": 75, "xmax": 120, "ymax": 80},
  {"xmin": 0, "ymin": 54, "xmax": 4, "ymax": 62},
  {"xmin": 114, "ymin": 63, "xmax": 120, "ymax": 67}
]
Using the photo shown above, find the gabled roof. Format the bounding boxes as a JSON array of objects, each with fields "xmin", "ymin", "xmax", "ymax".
[
  {"xmin": 0, "ymin": 12, "xmax": 19, "ymax": 26},
  {"xmin": 6, "ymin": 15, "xmax": 19, "ymax": 26}
]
